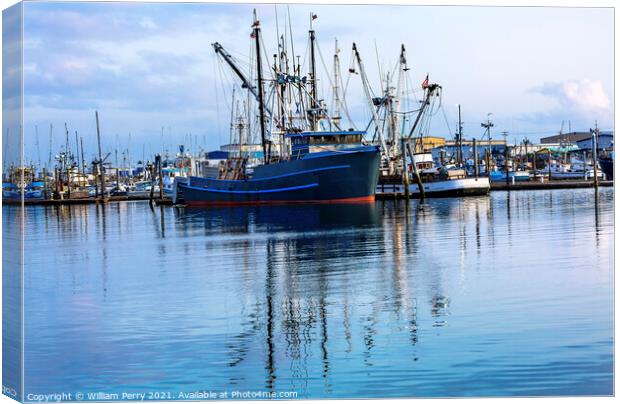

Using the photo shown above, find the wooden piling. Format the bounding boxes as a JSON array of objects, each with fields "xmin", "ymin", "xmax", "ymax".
[
  {"xmin": 149, "ymin": 156, "xmax": 158, "ymax": 207},
  {"xmin": 592, "ymin": 127, "xmax": 599, "ymax": 188},
  {"xmin": 504, "ymin": 143, "xmax": 510, "ymax": 187},
  {"xmin": 66, "ymin": 164, "xmax": 71, "ymax": 199},
  {"xmin": 93, "ymin": 161, "xmax": 99, "ymax": 199},
  {"xmin": 158, "ymin": 155, "xmax": 164, "ymax": 201},
  {"xmin": 405, "ymin": 140, "xmax": 425, "ymax": 199},
  {"xmin": 485, "ymin": 149, "xmax": 491, "ymax": 177},
  {"xmin": 401, "ymin": 138, "xmax": 410, "ymax": 199},
  {"xmin": 473, "ymin": 138, "xmax": 479, "ymax": 178},
  {"xmin": 42, "ymin": 168, "xmax": 48, "ymax": 200},
  {"xmin": 547, "ymin": 149, "xmax": 552, "ymax": 182}
]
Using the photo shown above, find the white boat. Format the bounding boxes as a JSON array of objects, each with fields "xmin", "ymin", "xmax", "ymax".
[
  {"xmin": 127, "ymin": 181, "xmax": 156, "ymax": 198},
  {"xmin": 376, "ymin": 155, "xmax": 490, "ymax": 197},
  {"xmin": 415, "ymin": 165, "xmax": 490, "ymax": 197},
  {"xmin": 545, "ymin": 161, "xmax": 603, "ymax": 180}
]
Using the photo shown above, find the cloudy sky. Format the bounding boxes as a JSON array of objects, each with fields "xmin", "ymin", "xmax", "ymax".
[{"xmin": 5, "ymin": 1, "xmax": 615, "ymax": 165}]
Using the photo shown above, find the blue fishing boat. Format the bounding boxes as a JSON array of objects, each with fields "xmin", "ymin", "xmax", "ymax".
[
  {"xmin": 489, "ymin": 170, "xmax": 530, "ymax": 182},
  {"xmin": 178, "ymin": 13, "xmax": 380, "ymax": 207},
  {"xmin": 25, "ymin": 181, "xmax": 45, "ymax": 199},
  {"xmin": 179, "ymin": 138, "xmax": 380, "ymax": 207},
  {"xmin": 2, "ymin": 182, "xmax": 20, "ymax": 200}
]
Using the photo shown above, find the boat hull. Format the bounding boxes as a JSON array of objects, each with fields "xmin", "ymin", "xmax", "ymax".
[
  {"xmin": 178, "ymin": 146, "xmax": 381, "ymax": 207},
  {"xmin": 599, "ymin": 157, "xmax": 613, "ymax": 180},
  {"xmin": 377, "ymin": 177, "xmax": 490, "ymax": 198},
  {"xmin": 489, "ymin": 171, "xmax": 530, "ymax": 182},
  {"xmin": 549, "ymin": 171, "xmax": 602, "ymax": 180}
]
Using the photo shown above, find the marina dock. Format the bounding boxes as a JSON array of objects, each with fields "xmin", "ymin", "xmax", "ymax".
[
  {"xmin": 490, "ymin": 179, "xmax": 613, "ymax": 191},
  {"xmin": 2, "ymin": 195, "xmax": 172, "ymax": 206},
  {"xmin": 4, "ymin": 179, "xmax": 612, "ymax": 205},
  {"xmin": 376, "ymin": 179, "xmax": 612, "ymax": 200}
]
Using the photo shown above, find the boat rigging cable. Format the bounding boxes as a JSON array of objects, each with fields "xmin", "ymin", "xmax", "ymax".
[
  {"xmin": 314, "ymin": 39, "xmax": 356, "ymax": 130},
  {"xmin": 352, "ymin": 42, "xmax": 388, "ymax": 154}
]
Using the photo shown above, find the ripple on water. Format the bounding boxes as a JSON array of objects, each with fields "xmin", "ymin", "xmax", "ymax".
[{"xmin": 13, "ymin": 188, "xmax": 614, "ymax": 397}]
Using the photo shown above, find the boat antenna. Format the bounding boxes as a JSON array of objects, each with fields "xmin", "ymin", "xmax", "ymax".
[{"xmin": 253, "ymin": 10, "xmax": 269, "ymax": 164}]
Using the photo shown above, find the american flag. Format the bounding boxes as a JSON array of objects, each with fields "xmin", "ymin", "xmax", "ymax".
[{"xmin": 421, "ymin": 74, "xmax": 429, "ymax": 89}]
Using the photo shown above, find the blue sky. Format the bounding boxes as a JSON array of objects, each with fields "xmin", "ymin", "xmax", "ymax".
[{"xmin": 9, "ymin": 1, "xmax": 615, "ymax": 165}]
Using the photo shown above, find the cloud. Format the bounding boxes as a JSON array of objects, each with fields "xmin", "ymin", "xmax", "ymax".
[
  {"xmin": 16, "ymin": 3, "xmax": 614, "ymax": 160},
  {"xmin": 534, "ymin": 79, "xmax": 611, "ymax": 115},
  {"xmin": 139, "ymin": 17, "xmax": 158, "ymax": 30}
]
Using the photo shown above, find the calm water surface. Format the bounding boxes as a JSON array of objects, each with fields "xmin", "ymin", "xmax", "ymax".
[{"xmin": 13, "ymin": 188, "xmax": 614, "ymax": 398}]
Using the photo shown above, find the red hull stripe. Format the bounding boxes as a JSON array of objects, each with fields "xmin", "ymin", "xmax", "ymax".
[{"xmin": 185, "ymin": 195, "xmax": 375, "ymax": 207}]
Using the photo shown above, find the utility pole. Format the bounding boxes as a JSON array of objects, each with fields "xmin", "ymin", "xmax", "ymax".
[{"xmin": 481, "ymin": 114, "xmax": 494, "ymax": 176}]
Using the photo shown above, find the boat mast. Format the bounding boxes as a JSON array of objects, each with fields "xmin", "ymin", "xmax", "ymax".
[
  {"xmin": 352, "ymin": 43, "xmax": 388, "ymax": 154},
  {"xmin": 392, "ymin": 44, "xmax": 407, "ymax": 158},
  {"xmin": 229, "ymin": 87, "xmax": 236, "ymax": 149},
  {"xmin": 253, "ymin": 11, "xmax": 269, "ymax": 164},
  {"xmin": 48, "ymin": 123, "xmax": 53, "ymax": 171},
  {"xmin": 332, "ymin": 39, "xmax": 342, "ymax": 131},
  {"xmin": 309, "ymin": 14, "xmax": 319, "ymax": 131},
  {"xmin": 74, "ymin": 130, "xmax": 81, "ymax": 177},
  {"xmin": 457, "ymin": 104, "xmax": 463, "ymax": 166}
]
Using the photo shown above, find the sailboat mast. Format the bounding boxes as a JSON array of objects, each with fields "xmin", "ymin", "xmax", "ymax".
[
  {"xmin": 458, "ymin": 104, "xmax": 463, "ymax": 166},
  {"xmin": 48, "ymin": 123, "xmax": 53, "ymax": 171},
  {"xmin": 253, "ymin": 13, "xmax": 268, "ymax": 164},
  {"xmin": 80, "ymin": 136, "xmax": 85, "ymax": 176},
  {"xmin": 35, "ymin": 125, "xmax": 41, "ymax": 170}
]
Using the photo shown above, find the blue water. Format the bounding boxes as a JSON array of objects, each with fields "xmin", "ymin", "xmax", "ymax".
[{"xmin": 13, "ymin": 188, "xmax": 614, "ymax": 399}]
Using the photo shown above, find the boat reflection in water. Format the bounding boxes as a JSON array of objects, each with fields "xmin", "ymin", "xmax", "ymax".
[
  {"xmin": 167, "ymin": 201, "xmax": 463, "ymax": 397},
  {"xmin": 176, "ymin": 202, "xmax": 380, "ymax": 233}
]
